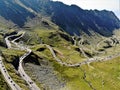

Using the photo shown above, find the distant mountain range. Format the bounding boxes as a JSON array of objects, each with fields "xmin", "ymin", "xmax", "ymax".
[{"xmin": 0, "ymin": 0, "xmax": 120, "ymax": 36}]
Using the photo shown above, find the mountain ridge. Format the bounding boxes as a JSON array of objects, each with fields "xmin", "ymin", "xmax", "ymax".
[{"xmin": 0, "ymin": 0, "xmax": 120, "ymax": 36}]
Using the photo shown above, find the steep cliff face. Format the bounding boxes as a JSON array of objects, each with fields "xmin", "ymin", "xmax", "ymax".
[{"xmin": 0, "ymin": 0, "xmax": 120, "ymax": 36}]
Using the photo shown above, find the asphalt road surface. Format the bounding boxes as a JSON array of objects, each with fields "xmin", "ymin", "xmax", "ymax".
[{"xmin": 0, "ymin": 56, "xmax": 21, "ymax": 90}]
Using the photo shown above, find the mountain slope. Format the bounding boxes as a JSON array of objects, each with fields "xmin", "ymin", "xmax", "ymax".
[
  {"xmin": 0, "ymin": 0, "xmax": 35, "ymax": 26},
  {"xmin": 0, "ymin": 1, "xmax": 120, "ymax": 89},
  {"xmin": 0, "ymin": 0, "xmax": 120, "ymax": 36}
]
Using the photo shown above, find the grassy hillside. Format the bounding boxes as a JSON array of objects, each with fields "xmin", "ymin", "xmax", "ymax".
[
  {"xmin": 0, "ymin": 72, "xmax": 10, "ymax": 90},
  {"xmin": 0, "ymin": 19, "xmax": 120, "ymax": 90}
]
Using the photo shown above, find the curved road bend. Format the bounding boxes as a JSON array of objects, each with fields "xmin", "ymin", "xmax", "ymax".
[
  {"xmin": 0, "ymin": 56, "xmax": 21, "ymax": 90},
  {"xmin": 45, "ymin": 44, "xmax": 89, "ymax": 67},
  {"xmin": 11, "ymin": 32, "xmax": 25, "ymax": 44},
  {"xmin": 18, "ymin": 48, "xmax": 40, "ymax": 90},
  {"xmin": 45, "ymin": 44, "xmax": 120, "ymax": 67},
  {"xmin": 5, "ymin": 32, "xmax": 25, "ymax": 49},
  {"xmin": 5, "ymin": 34, "xmax": 19, "ymax": 49},
  {"xmin": 45, "ymin": 44, "xmax": 90, "ymax": 67},
  {"xmin": 45, "ymin": 44, "xmax": 81, "ymax": 67},
  {"xmin": 11, "ymin": 32, "xmax": 40, "ymax": 90}
]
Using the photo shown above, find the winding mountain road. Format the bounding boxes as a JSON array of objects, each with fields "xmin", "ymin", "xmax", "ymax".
[
  {"xmin": 4, "ymin": 31, "xmax": 120, "ymax": 90},
  {"xmin": 5, "ymin": 32, "xmax": 40, "ymax": 90},
  {"xmin": 18, "ymin": 48, "xmax": 40, "ymax": 90},
  {"xmin": 45, "ymin": 44, "xmax": 120, "ymax": 67},
  {"xmin": 0, "ymin": 56, "xmax": 21, "ymax": 90},
  {"xmin": 5, "ymin": 34, "xmax": 18, "ymax": 49}
]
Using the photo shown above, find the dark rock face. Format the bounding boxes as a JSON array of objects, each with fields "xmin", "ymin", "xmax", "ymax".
[
  {"xmin": 0, "ymin": 0, "xmax": 35, "ymax": 26},
  {"xmin": 47, "ymin": 3, "xmax": 120, "ymax": 36},
  {"xmin": 0, "ymin": 0, "xmax": 120, "ymax": 36}
]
